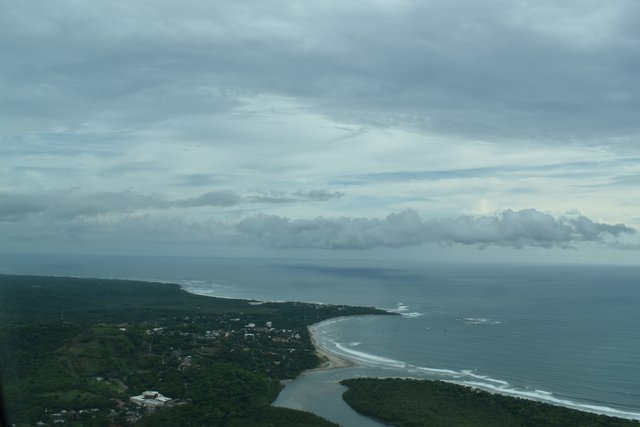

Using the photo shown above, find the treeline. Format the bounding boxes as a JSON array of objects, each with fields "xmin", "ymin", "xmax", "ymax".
[
  {"xmin": 341, "ymin": 378, "xmax": 640, "ymax": 427},
  {"xmin": 137, "ymin": 362, "xmax": 336, "ymax": 427},
  {"xmin": 0, "ymin": 274, "xmax": 385, "ymax": 325}
]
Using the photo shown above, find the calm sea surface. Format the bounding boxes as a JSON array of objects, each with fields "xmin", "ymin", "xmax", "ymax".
[{"xmin": 2, "ymin": 254, "xmax": 639, "ymax": 424}]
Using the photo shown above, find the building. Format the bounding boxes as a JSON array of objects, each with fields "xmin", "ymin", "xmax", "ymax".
[{"xmin": 129, "ymin": 391, "xmax": 172, "ymax": 407}]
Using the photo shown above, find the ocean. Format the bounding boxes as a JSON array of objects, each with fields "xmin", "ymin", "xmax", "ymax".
[{"xmin": 2, "ymin": 254, "xmax": 639, "ymax": 425}]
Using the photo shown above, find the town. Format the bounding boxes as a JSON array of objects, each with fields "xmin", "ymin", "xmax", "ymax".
[{"xmin": 35, "ymin": 313, "xmax": 319, "ymax": 425}]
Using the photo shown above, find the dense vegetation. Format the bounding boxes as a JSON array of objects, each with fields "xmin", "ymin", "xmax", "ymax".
[
  {"xmin": 341, "ymin": 378, "xmax": 639, "ymax": 427},
  {"xmin": 0, "ymin": 274, "xmax": 389, "ymax": 426}
]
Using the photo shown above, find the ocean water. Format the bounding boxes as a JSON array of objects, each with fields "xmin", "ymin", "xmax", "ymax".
[{"xmin": 2, "ymin": 254, "xmax": 640, "ymax": 423}]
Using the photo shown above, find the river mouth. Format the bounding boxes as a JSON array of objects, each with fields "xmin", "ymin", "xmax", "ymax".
[{"xmin": 275, "ymin": 315, "xmax": 640, "ymax": 424}]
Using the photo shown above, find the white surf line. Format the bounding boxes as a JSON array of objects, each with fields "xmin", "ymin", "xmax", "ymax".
[{"xmin": 459, "ymin": 380, "xmax": 640, "ymax": 421}]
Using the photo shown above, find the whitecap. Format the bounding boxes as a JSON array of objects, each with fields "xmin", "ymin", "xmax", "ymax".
[
  {"xmin": 459, "ymin": 370, "xmax": 510, "ymax": 386},
  {"xmin": 415, "ymin": 366, "xmax": 462, "ymax": 376},
  {"xmin": 386, "ymin": 303, "xmax": 410, "ymax": 313},
  {"xmin": 402, "ymin": 312, "xmax": 425, "ymax": 318},
  {"xmin": 333, "ymin": 343, "xmax": 406, "ymax": 369},
  {"xmin": 459, "ymin": 317, "xmax": 501, "ymax": 325}
]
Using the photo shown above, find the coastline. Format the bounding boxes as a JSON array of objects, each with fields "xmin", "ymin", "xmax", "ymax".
[
  {"xmin": 186, "ymin": 277, "xmax": 640, "ymax": 422},
  {"xmin": 306, "ymin": 322, "xmax": 358, "ymax": 371},
  {"xmin": 179, "ymin": 281, "xmax": 640, "ymax": 421},
  {"xmin": 295, "ymin": 318, "xmax": 640, "ymax": 422},
  {"xmin": 7, "ymin": 272, "xmax": 638, "ymax": 424}
]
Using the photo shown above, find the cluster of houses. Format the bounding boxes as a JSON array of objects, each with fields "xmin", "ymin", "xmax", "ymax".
[
  {"xmin": 35, "ymin": 315, "xmax": 309, "ymax": 425},
  {"xmin": 144, "ymin": 316, "xmax": 304, "ymax": 349},
  {"xmin": 38, "ymin": 392, "xmax": 174, "ymax": 425}
]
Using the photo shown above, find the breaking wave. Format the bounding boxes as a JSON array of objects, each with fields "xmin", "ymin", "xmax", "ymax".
[
  {"xmin": 386, "ymin": 302, "xmax": 425, "ymax": 318},
  {"xmin": 316, "ymin": 333, "xmax": 640, "ymax": 421},
  {"xmin": 458, "ymin": 317, "xmax": 502, "ymax": 325}
]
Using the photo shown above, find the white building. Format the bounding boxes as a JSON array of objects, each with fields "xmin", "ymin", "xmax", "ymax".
[{"xmin": 130, "ymin": 391, "xmax": 172, "ymax": 407}]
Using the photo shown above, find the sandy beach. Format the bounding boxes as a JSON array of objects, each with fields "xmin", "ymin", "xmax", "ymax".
[{"xmin": 307, "ymin": 324, "xmax": 357, "ymax": 371}]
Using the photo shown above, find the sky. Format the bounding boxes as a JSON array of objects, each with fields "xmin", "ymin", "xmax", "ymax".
[{"xmin": 2, "ymin": 0, "xmax": 640, "ymax": 264}]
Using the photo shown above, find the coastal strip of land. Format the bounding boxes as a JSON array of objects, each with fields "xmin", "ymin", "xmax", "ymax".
[
  {"xmin": 341, "ymin": 378, "xmax": 640, "ymax": 427},
  {"xmin": 0, "ymin": 273, "xmax": 389, "ymax": 427}
]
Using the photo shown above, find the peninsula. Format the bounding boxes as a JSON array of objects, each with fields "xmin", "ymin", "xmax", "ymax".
[{"xmin": 340, "ymin": 378, "xmax": 640, "ymax": 426}]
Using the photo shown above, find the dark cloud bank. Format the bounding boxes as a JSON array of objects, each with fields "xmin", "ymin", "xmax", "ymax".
[
  {"xmin": 0, "ymin": 190, "xmax": 343, "ymax": 221},
  {"xmin": 236, "ymin": 209, "xmax": 634, "ymax": 249}
]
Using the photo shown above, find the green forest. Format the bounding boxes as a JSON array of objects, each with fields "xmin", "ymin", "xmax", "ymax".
[
  {"xmin": 341, "ymin": 378, "xmax": 640, "ymax": 427},
  {"xmin": 0, "ymin": 274, "xmax": 388, "ymax": 426}
]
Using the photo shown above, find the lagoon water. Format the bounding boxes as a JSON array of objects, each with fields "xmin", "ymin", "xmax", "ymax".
[{"xmin": 2, "ymin": 254, "xmax": 640, "ymax": 424}]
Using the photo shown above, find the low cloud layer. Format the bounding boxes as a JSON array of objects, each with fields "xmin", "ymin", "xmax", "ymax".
[
  {"xmin": 0, "ymin": 189, "xmax": 342, "ymax": 221},
  {"xmin": 236, "ymin": 209, "xmax": 635, "ymax": 249},
  {"xmin": 2, "ymin": 197, "xmax": 636, "ymax": 255},
  {"xmin": 246, "ymin": 190, "xmax": 344, "ymax": 204}
]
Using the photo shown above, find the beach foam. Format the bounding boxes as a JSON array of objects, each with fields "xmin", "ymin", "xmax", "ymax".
[
  {"xmin": 459, "ymin": 380, "xmax": 640, "ymax": 420},
  {"xmin": 317, "ymin": 332, "xmax": 640, "ymax": 421},
  {"xmin": 333, "ymin": 343, "xmax": 406, "ymax": 369},
  {"xmin": 402, "ymin": 312, "xmax": 425, "ymax": 318}
]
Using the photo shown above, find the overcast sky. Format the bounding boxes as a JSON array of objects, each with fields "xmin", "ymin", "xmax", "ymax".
[{"xmin": 2, "ymin": 0, "xmax": 640, "ymax": 263}]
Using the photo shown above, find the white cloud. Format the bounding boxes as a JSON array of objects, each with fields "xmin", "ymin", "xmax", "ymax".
[{"xmin": 236, "ymin": 209, "xmax": 634, "ymax": 249}]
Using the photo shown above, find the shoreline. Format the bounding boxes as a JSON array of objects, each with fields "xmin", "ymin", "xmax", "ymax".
[
  {"xmin": 299, "ymin": 319, "xmax": 640, "ymax": 422},
  {"xmin": 170, "ymin": 280, "xmax": 640, "ymax": 421},
  {"xmin": 31, "ymin": 273, "xmax": 633, "ymax": 422},
  {"xmin": 8, "ymin": 272, "xmax": 638, "ymax": 422},
  {"xmin": 184, "ymin": 282, "xmax": 640, "ymax": 421},
  {"xmin": 306, "ymin": 323, "xmax": 358, "ymax": 372}
]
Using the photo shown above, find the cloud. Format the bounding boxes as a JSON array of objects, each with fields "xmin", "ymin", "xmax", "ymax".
[
  {"xmin": 0, "ymin": 188, "xmax": 344, "ymax": 222},
  {"xmin": 177, "ymin": 191, "xmax": 241, "ymax": 208},
  {"xmin": 245, "ymin": 190, "xmax": 345, "ymax": 203},
  {"xmin": 0, "ymin": 194, "xmax": 48, "ymax": 221},
  {"xmin": 0, "ymin": 191, "xmax": 167, "ymax": 221},
  {"xmin": 245, "ymin": 190, "xmax": 344, "ymax": 204},
  {"xmin": 236, "ymin": 209, "xmax": 635, "ymax": 249},
  {"xmin": 245, "ymin": 192, "xmax": 297, "ymax": 204},
  {"xmin": 294, "ymin": 190, "xmax": 344, "ymax": 202},
  {"xmin": 2, "ymin": 1, "xmax": 640, "ymax": 260},
  {"xmin": 1, "ymin": 1, "xmax": 639, "ymax": 145}
]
